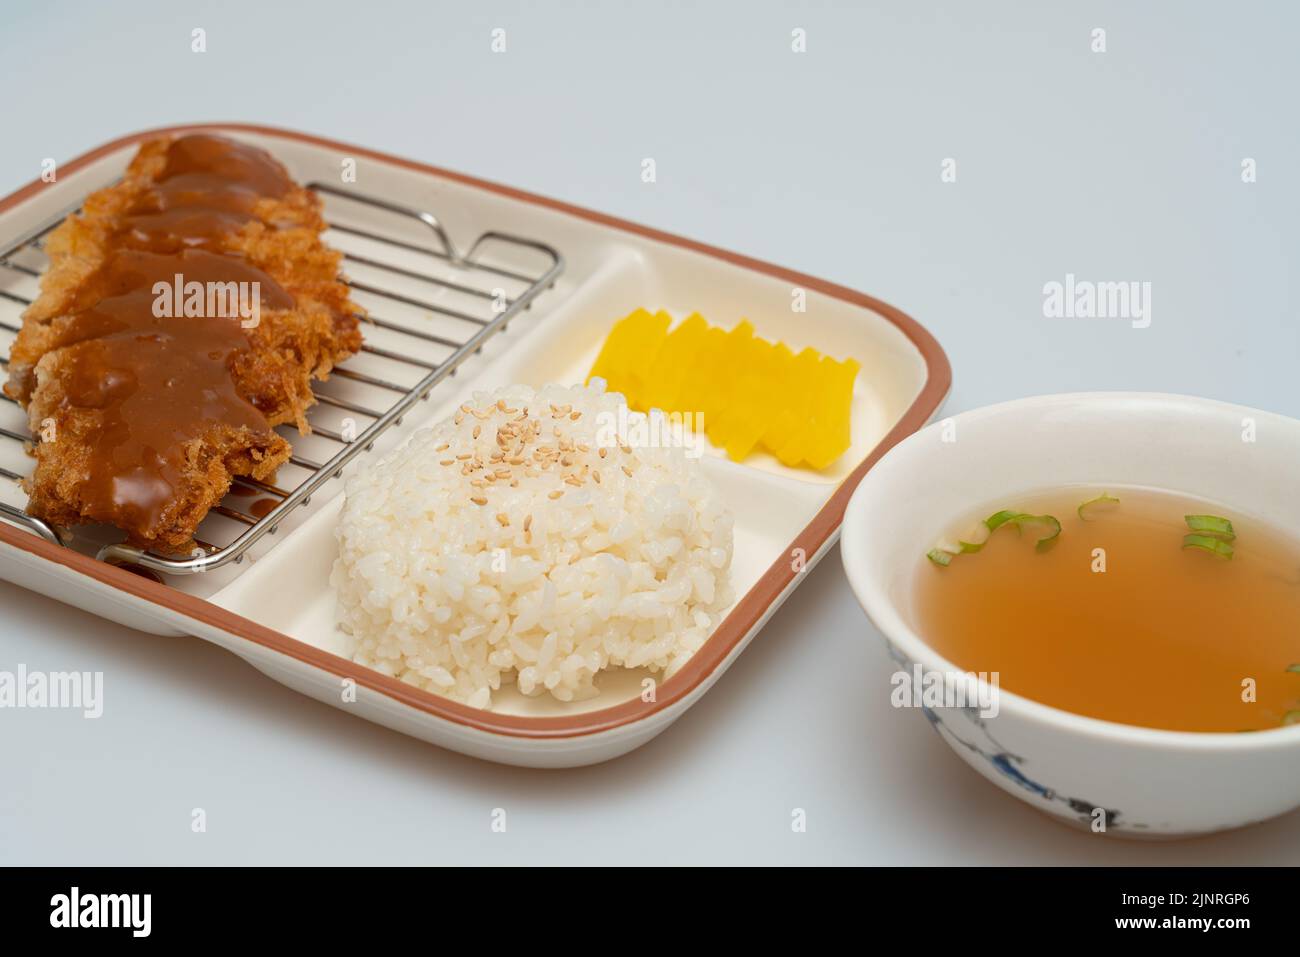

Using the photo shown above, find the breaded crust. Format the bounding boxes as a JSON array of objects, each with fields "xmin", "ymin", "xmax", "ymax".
[
  {"xmin": 25, "ymin": 343, "xmax": 293, "ymax": 553},
  {"xmin": 8, "ymin": 134, "xmax": 363, "ymax": 552}
]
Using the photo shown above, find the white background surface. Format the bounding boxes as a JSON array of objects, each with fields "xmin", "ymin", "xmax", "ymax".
[{"xmin": 2, "ymin": 0, "xmax": 1297, "ymax": 864}]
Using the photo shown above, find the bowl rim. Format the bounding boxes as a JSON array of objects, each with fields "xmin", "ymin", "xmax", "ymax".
[{"xmin": 841, "ymin": 390, "xmax": 1300, "ymax": 753}]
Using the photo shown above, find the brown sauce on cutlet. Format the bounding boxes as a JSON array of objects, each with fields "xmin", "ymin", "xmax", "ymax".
[
  {"xmin": 12, "ymin": 247, "xmax": 293, "ymax": 400},
  {"xmin": 62, "ymin": 317, "xmax": 270, "ymax": 535},
  {"xmin": 120, "ymin": 134, "xmax": 295, "ymax": 253},
  {"xmin": 157, "ymin": 134, "xmax": 294, "ymax": 198},
  {"xmin": 120, "ymin": 207, "xmax": 256, "ymax": 253},
  {"xmin": 66, "ymin": 248, "xmax": 294, "ymax": 316},
  {"xmin": 46, "ymin": 135, "xmax": 302, "ymax": 543}
]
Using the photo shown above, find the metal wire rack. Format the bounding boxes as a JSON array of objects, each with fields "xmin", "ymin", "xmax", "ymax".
[{"xmin": 0, "ymin": 181, "xmax": 564, "ymax": 575}]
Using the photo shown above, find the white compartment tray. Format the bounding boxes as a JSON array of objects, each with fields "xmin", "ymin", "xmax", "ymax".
[{"xmin": 0, "ymin": 125, "xmax": 950, "ymax": 767}]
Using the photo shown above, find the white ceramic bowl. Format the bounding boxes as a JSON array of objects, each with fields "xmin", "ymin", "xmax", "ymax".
[{"xmin": 841, "ymin": 392, "xmax": 1300, "ymax": 838}]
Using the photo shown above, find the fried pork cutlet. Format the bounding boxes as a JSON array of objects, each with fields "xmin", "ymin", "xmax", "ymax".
[{"xmin": 7, "ymin": 133, "xmax": 363, "ymax": 553}]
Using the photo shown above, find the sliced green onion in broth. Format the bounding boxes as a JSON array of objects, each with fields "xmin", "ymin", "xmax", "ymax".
[
  {"xmin": 1183, "ymin": 533, "xmax": 1234, "ymax": 559},
  {"xmin": 1077, "ymin": 492, "xmax": 1120, "ymax": 521}
]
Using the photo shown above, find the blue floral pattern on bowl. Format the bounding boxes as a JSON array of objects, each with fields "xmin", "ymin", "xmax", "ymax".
[{"xmin": 885, "ymin": 641, "xmax": 1148, "ymax": 833}]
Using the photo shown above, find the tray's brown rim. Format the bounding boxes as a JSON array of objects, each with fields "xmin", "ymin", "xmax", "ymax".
[{"xmin": 0, "ymin": 123, "xmax": 951, "ymax": 740}]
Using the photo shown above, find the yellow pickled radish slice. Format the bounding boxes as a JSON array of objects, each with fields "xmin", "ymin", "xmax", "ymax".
[
  {"xmin": 722, "ymin": 336, "xmax": 773, "ymax": 461},
  {"xmin": 588, "ymin": 307, "xmax": 648, "ymax": 385},
  {"xmin": 762, "ymin": 408, "xmax": 801, "ymax": 462},
  {"xmin": 651, "ymin": 312, "xmax": 708, "ymax": 414},
  {"xmin": 803, "ymin": 356, "xmax": 856, "ymax": 469},
  {"xmin": 622, "ymin": 310, "xmax": 671, "ymax": 406},
  {"xmin": 773, "ymin": 434, "xmax": 806, "ymax": 468},
  {"xmin": 706, "ymin": 320, "xmax": 756, "ymax": 448},
  {"xmin": 590, "ymin": 308, "xmax": 659, "ymax": 402},
  {"xmin": 589, "ymin": 309, "xmax": 859, "ymax": 470},
  {"xmin": 692, "ymin": 325, "xmax": 731, "ymax": 422},
  {"xmin": 806, "ymin": 356, "xmax": 860, "ymax": 469},
  {"xmin": 764, "ymin": 346, "xmax": 821, "ymax": 466}
]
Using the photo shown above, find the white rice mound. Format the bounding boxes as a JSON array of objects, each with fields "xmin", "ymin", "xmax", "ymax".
[{"xmin": 331, "ymin": 380, "xmax": 735, "ymax": 709}]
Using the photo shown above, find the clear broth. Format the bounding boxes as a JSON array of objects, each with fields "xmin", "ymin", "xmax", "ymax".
[{"xmin": 912, "ymin": 487, "xmax": 1300, "ymax": 733}]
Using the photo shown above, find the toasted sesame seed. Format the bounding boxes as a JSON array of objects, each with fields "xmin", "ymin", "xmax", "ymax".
[
  {"xmin": 523, "ymin": 514, "xmax": 533, "ymax": 532},
  {"xmin": 472, "ymin": 424, "xmax": 481, "ymax": 439},
  {"xmin": 436, "ymin": 443, "xmax": 450, "ymax": 452},
  {"xmin": 496, "ymin": 512, "xmax": 509, "ymax": 526},
  {"xmin": 593, "ymin": 470, "xmax": 601, "ymax": 484},
  {"xmin": 622, "ymin": 465, "xmax": 633, "ymax": 477},
  {"xmin": 471, "ymin": 495, "xmax": 487, "ymax": 506},
  {"xmin": 548, "ymin": 490, "xmax": 563, "ymax": 500},
  {"xmin": 439, "ymin": 459, "xmax": 454, "ymax": 466}
]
